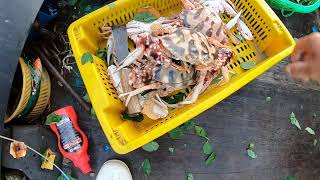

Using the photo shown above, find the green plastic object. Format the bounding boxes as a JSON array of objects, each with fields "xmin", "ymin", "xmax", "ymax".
[{"xmin": 266, "ymin": 0, "xmax": 320, "ymax": 14}]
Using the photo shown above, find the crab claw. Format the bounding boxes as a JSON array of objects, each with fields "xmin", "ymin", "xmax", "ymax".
[
  {"xmin": 114, "ymin": 47, "xmax": 144, "ymax": 73},
  {"xmin": 107, "ymin": 34, "xmax": 114, "ymax": 65},
  {"xmin": 237, "ymin": 20, "xmax": 253, "ymax": 41},
  {"xmin": 226, "ymin": 10, "xmax": 242, "ymax": 29}
]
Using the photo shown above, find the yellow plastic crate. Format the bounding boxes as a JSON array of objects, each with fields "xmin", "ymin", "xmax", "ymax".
[{"xmin": 68, "ymin": 0, "xmax": 295, "ymax": 154}]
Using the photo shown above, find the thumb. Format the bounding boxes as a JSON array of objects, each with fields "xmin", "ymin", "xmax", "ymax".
[{"xmin": 286, "ymin": 61, "xmax": 311, "ymax": 81}]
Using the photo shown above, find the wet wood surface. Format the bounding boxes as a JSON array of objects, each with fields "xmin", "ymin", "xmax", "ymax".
[{"xmin": 43, "ymin": 11, "xmax": 320, "ymax": 180}]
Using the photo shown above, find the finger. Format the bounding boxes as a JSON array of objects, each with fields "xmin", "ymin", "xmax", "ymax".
[
  {"xmin": 286, "ymin": 61, "xmax": 311, "ymax": 81},
  {"xmin": 291, "ymin": 35, "xmax": 313, "ymax": 62}
]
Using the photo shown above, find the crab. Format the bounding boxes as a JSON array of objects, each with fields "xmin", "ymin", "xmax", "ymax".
[{"xmin": 160, "ymin": 28, "xmax": 233, "ymax": 105}]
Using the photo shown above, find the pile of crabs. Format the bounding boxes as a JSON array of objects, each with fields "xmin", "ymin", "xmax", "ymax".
[{"xmin": 101, "ymin": 0, "xmax": 253, "ymax": 120}]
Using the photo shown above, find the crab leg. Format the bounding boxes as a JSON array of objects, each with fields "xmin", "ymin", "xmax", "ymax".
[
  {"xmin": 107, "ymin": 34, "xmax": 114, "ymax": 65},
  {"xmin": 114, "ymin": 46, "xmax": 144, "ymax": 72},
  {"xmin": 226, "ymin": 10, "xmax": 242, "ymax": 29},
  {"xmin": 179, "ymin": 71, "xmax": 206, "ymax": 105},
  {"xmin": 119, "ymin": 83, "xmax": 161, "ymax": 106}
]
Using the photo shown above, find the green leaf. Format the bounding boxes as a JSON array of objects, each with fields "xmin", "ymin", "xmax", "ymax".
[
  {"xmin": 187, "ymin": 172, "xmax": 195, "ymax": 180},
  {"xmin": 265, "ymin": 97, "xmax": 271, "ymax": 103},
  {"xmin": 205, "ymin": 152, "xmax": 216, "ymax": 166},
  {"xmin": 121, "ymin": 112, "xmax": 144, "ymax": 122},
  {"xmin": 90, "ymin": 108, "xmax": 97, "ymax": 119},
  {"xmin": 57, "ymin": 173, "xmax": 77, "ymax": 180},
  {"xmin": 67, "ymin": 0, "xmax": 77, "ymax": 6},
  {"xmin": 284, "ymin": 176, "xmax": 295, "ymax": 180},
  {"xmin": 96, "ymin": 48, "xmax": 107, "ymax": 59},
  {"xmin": 134, "ymin": 12, "xmax": 157, "ymax": 23},
  {"xmin": 142, "ymin": 141, "xmax": 159, "ymax": 152},
  {"xmin": 248, "ymin": 143, "xmax": 254, "ymax": 149},
  {"xmin": 45, "ymin": 113, "xmax": 61, "ymax": 125},
  {"xmin": 314, "ymin": 139, "xmax": 317, "ymax": 146},
  {"xmin": 203, "ymin": 141, "xmax": 213, "ymax": 155},
  {"xmin": 161, "ymin": 92, "xmax": 186, "ymax": 104},
  {"xmin": 289, "ymin": 112, "xmax": 301, "ymax": 130},
  {"xmin": 247, "ymin": 149, "xmax": 257, "ymax": 159},
  {"xmin": 168, "ymin": 147, "xmax": 174, "ymax": 154},
  {"xmin": 142, "ymin": 159, "xmax": 151, "ymax": 178},
  {"xmin": 81, "ymin": 52, "xmax": 94, "ymax": 65},
  {"xmin": 169, "ymin": 127, "xmax": 185, "ymax": 139},
  {"xmin": 195, "ymin": 125, "xmax": 208, "ymax": 139},
  {"xmin": 83, "ymin": 93, "xmax": 91, "ymax": 103},
  {"xmin": 305, "ymin": 127, "xmax": 315, "ymax": 135},
  {"xmin": 181, "ymin": 121, "xmax": 196, "ymax": 133},
  {"xmin": 240, "ymin": 61, "xmax": 256, "ymax": 70},
  {"xmin": 210, "ymin": 73, "xmax": 223, "ymax": 85}
]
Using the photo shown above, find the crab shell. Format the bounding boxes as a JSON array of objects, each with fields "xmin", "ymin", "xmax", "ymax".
[
  {"xmin": 161, "ymin": 28, "xmax": 218, "ymax": 65},
  {"xmin": 153, "ymin": 64, "xmax": 195, "ymax": 88},
  {"xmin": 180, "ymin": 8, "xmax": 228, "ymax": 44},
  {"xmin": 142, "ymin": 92, "xmax": 168, "ymax": 120}
]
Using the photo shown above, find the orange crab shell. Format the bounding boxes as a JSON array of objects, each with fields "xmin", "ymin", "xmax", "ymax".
[{"xmin": 10, "ymin": 142, "xmax": 28, "ymax": 159}]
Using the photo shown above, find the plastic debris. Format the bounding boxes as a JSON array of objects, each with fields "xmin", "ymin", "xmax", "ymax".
[
  {"xmin": 104, "ymin": 144, "xmax": 111, "ymax": 154},
  {"xmin": 10, "ymin": 142, "xmax": 27, "ymax": 159},
  {"xmin": 41, "ymin": 148, "xmax": 56, "ymax": 170}
]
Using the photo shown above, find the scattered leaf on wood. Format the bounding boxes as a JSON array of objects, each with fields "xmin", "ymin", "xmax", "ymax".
[
  {"xmin": 284, "ymin": 176, "xmax": 295, "ymax": 180},
  {"xmin": 195, "ymin": 125, "xmax": 208, "ymax": 139},
  {"xmin": 187, "ymin": 172, "xmax": 195, "ymax": 180},
  {"xmin": 142, "ymin": 159, "xmax": 151, "ymax": 178},
  {"xmin": 247, "ymin": 143, "xmax": 257, "ymax": 159},
  {"xmin": 289, "ymin": 112, "xmax": 301, "ymax": 130},
  {"xmin": 247, "ymin": 149, "xmax": 257, "ymax": 159},
  {"xmin": 169, "ymin": 127, "xmax": 184, "ymax": 139},
  {"xmin": 45, "ymin": 113, "xmax": 61, "ymax": 125},
  {"xmin": 203, "ymin": 141, "xmax": 213, "ymax": 155},
  {"xmin": 266, "ymin": 97, "xmax": 271, "ymax": 103},
  {"xmin": 41, "ymin": 148, "xmax": 56, "ymax": 170},
  {"xmin": 181, "ymin": 121, "xmax": 196, "ymax": 132},
  {"xmin": 240, "ymin": 61, "xmax": 256, "ymax": 70},
  {"xmin": 168, "ymin": 147, "xmax": 174, "ymax": 154},
  {"xmin": 81, "ymin": 52, "xmax": 94, "ymax": 65},
  {"xmin": 205, "ymin": 152, "xmax": 216, "ymax": 166},
  {"xmin": 314, "ymin": 139, "xmax": 317, "ymax": 146},
  {"xmin": 10, "ymin": 142, "xmax": 27, "ymax": 159},
  {"xmin": 305, "ymin": 127, "xmax": 315, "ymax": 135},
  {"xmin": 57, "ymin": 173, "xmax": 77, "ymax": 180},
  {"xmin": 142, "ymin": 141, "xmax": 159, "ymax": 152},
  {"xmin": 121, "ymin": 112, "xmax": 144, "ymax": 122},
  {"xmin": 91, "ymin": 108, "xmax": 97, "ymax": 119},
  {"xmin": 83, "ymin": 93, "xmax": 91, "ymax": 103}
]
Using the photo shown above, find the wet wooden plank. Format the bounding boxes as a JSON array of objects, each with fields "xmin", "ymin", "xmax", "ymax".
[{"xmin": 46, "ymin": 11, "xmax": 320, "ymax": 180}]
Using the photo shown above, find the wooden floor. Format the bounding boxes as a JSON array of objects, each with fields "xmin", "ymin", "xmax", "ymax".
[{"xmin": 6, "ymin": 11, "xmax": 319, "ymax": 180}]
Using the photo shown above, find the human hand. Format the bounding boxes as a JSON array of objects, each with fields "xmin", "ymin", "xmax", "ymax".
[{"xmin": 286, "ymin": 33, "xmax": 320, "ymax": 82}]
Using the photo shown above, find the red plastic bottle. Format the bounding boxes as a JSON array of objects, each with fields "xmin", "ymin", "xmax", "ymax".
[{"xmin": 50, "ymin": 106, "xmax": 92, "ymax": 174}]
